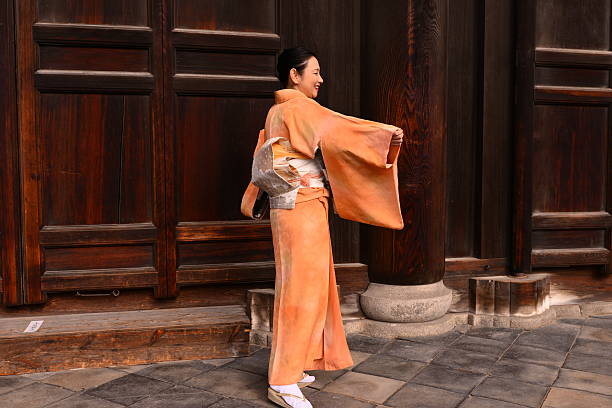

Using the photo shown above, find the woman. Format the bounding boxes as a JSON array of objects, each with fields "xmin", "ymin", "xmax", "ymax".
[{"xmin": 241, "ymin": 47, "xmax": 404, "ymax": 408}]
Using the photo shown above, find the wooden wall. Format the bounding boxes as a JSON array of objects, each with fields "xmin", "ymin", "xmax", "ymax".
[
  {"xmin": 1, "ymin": 0, "xmax": 610, "ymax": 308},
  {"xmin": 444, "ymin": 0, "xmax": 515, "ymax": 278}
]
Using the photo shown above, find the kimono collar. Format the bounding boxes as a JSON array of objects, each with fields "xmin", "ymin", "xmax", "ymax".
[{"xmin": 274, "ymin": 88, "xmax": 308, "ymax": 104}]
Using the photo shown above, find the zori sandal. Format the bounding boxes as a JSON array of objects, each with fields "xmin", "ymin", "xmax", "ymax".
[
  {"xmin": 297, "ymin": 372, "xmax": 315, "ymax": 388},
  {"xmin": 267, "ymin": 387, "xmax": 310, "ymax": 408}
]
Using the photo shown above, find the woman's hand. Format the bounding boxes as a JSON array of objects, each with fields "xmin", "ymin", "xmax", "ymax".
[{"xmin": 391, "ymin": 127, "xmax": 404, "ymax": 145}]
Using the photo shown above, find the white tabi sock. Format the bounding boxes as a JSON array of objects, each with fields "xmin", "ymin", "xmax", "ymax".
[{"xmin": 269, "ymin": 383, "xmax": 312, "ymax": 408}]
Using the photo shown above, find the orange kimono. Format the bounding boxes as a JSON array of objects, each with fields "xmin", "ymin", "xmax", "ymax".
[{"xmin": 241, "ymin": 89, "xmax": 403, "ymax": 385}]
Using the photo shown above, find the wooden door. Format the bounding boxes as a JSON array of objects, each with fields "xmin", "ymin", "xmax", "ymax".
[
  {"xmin": 515, "ymin": 0, "xmax": 612, "ymax": 273},
  {"xmin": 162, "ymin": 0, "xmax": 280, "ymax": 294},
  {"xmin": 15, "ymin": 0, "xmax": 168, "ymax": 303}
]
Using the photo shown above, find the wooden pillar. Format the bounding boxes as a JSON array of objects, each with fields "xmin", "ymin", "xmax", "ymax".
[
  {"xmin": 361, "ymin": 0, "xmax": 448, "ymax": 286},
  {"xmin": 0, "ymin": 0, "xmax": 23, "ymax": 305},
  {"xmin": 512, "ymin": 0, "xmax": 535, "ymax": 275}
]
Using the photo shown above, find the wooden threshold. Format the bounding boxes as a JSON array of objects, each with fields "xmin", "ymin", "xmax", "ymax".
[{"xmin": 0, "ymin": 305, "xmax": 250, "ymax": 375}]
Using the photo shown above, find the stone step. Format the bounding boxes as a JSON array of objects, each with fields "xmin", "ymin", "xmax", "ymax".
[{"xmin": 0, "ymin": 305, "xmax": 250, "ymax": 375}]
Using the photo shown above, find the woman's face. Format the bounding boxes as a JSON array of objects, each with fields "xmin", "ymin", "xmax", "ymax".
[{"xmin": 289, "ymin": 57, "xmax": 323, "ymax": 98}]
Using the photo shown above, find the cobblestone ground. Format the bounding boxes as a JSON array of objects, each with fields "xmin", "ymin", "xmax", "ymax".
[{"xmin": 1, "ymin": 314, "xmax": 611, "ymax": 408}]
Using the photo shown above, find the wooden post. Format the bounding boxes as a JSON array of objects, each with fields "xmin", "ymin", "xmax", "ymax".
[
  {"xmin": 361, "ymin": 0, "xmax": 448, "ymax": 286},
  {"xmin": 0, "ymin": 0, "xmax": 23, "ymax": 305},
  {"xmin": 512, "ymin": 0, "xmax": 535, "ymax": 276}
]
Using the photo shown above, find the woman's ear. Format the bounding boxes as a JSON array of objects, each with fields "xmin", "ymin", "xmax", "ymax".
[{"xmin": 289, "ymin": 67, "xmax": 300, "ymax": 85}]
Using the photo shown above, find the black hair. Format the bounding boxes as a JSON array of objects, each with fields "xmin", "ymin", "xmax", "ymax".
[{"xmin": 277, "ymin": 47, "xmax": 318, "ymax": 87}]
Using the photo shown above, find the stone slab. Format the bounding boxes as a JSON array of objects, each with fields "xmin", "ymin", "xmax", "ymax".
[
  {"xmin": 306, "ymin": 390, "xmax": 376, "ymax": 408},
  {"xmin": 502, "ymin": 344, "xmax": 567, "ymax": 367},
  {"xmin": 380, "ymin": 339, "xmax": 442, "ymax": 362},
  {"xmin": 451, "ymin": 335, "xmax": 509, "ymax": 357},
  {"xmin": 45, "ymin": 393, "xmax": 125, "ymax": 408},
  {"xmin": 410, "ymin": 364, "xmax": 485, "ymax": 394},
  {"xmin": 571, "ymin": 338, "xmax": 612, "ymax": 358},
  {"xmin": 459, "ymin": 396, "xmax": 527, "ymax": 408},
  {"xmin": 385, "ymin": 383, "xmax": 464, "ymax": 408},
  {"xmin": 464, "ymin": 327, "xmax": 522, "ymax": 343},
  {"xmin": 491, "ymin": 358, "xmax": 559, "ymax": 386},
  {"xmin": 41, "ymin": 367, "xmax": 128, "ymax": 391},
  {"xmin": 323, "ymin": 371, "xmax": 405, "ymax": 404},
  {"xmin": 554, "ymin": 368, "xmax": 612, "ymax": 396},
  {"xmin": 0, "ymin": 382, "xmax": 74, "ymax": 408},
  {"xmin": 347, "ymin": 334, "xmax": 392, "ymax": 354},
  {"xmin": 431, "ymin": 349, "xmax": 498, "ymax": 374},
  {"xmin": 542, "ymin": 387, "xmax": 612, "ymax": 408},
  {"xmin": 563, "ymin": 352, "xmax": 612, "ymax": 376},
  {"xmin": 85, "ymin": 373, "xmax": 173, "ymax": 405},
  {"xmin": 353, "ymin": 354, "xmax": 426, "ymax": 382},
  {"xmin": 471, "ymin": 376, "xmax": 548, "ymax": 407}
]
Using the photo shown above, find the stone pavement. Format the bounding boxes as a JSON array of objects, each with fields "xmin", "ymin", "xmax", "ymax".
[{"xmin": 1, "ymin": 314, "xmax": 611, "ymax": 408}]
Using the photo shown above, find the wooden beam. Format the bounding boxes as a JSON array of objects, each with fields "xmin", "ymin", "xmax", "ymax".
[
  {"xmin": 0, "ymin": 305, "xmax": 250, "ymax": 375},
  {"xmin": 532, "ymin": 248, "xmax": 610, "ymax": 267},
  {"xmin": 532, "ymin": 211, "xmax": 612, "ymax": 229},
  {"xmin": 535, "ymin": 47, "xmax": 612, "ymax": 68}
]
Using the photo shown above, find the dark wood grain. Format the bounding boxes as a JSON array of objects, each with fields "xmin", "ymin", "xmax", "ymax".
[
  {"xmin": 280, "ymin": 0, "xmax": 362, "ymax": 262},
  {"xmin": 174, "ymin": 0, "xmax": 276, "ymax": 33},
  {"xmin": 513, "ymin": 0, "xmax": 536, "ymax": 275},
  {"xmin": 175, "ymin": 50, "xmax": 276, "ymax": 76},
  {"xmin": 40, "ymin": 45, "xmax": 149, "ymax": 72},
  {"xmin": 17, "ymin": 0, "xmax": 45, "ymax": 304},
  {"xmin": 535, "ymin": 48, "xmax": 612, "ymax": 68},
  {"xmin": 535, "ymin": 67, "xmax": 609, "ymax": 88},
  {"xmin": 533, "ymin": 211, "xmax": 612, "ymax": 229},
  {"xmin": 33, "ymin": 23, "xmax": 153, "ymax": 46},
  {"xmin": 44, "ymin": 245, "xmax": 154, "ymax": 271},
  {"xmin": 172, "ymin": 29, "xmax": 280, "ymax": 51},
  {"xmin": 532, "ymin": 230, "xmax": 606, "ymax": 250},
  {"xmin": 39, "ymin": 224, "xmax": 157, "ymax": 246},
  {"xmin": 532, "ymin": 248, "xmax": 610, "ymax": 267},
  {"xmin": 0, "ymin": 305, "xmax": 249, "ymax": 375},
  {"xmin": 479, "ymin": 0, "xmax": 514, "ymax": 260},
  {"xmin": 42, "ymin": 268, "xmax": 158, "ymax": 291},
  {"xmin": 535, "ymin": 0, "xmax": 610, "ymax": 50},
  {"xmin": 177, "ymin": 240, "xmax": 275, "ymax": 266},
  {"xmin": 14, "ymin": 0, "xmax": 168, "ymax": 304},
  {"xmin": 175, "ymin": 222, "xmax": 272, "ymax": 241},
  {"xmin": 445, "ymin": 0, "xmax": 481, "ymax": 258},
  {"xmin": 533, "ymin": 105, "xmax": 607, "ymax": 212},
  {"xmin": 0, "ymin": 0, "xmax": 23, "ymax": 305},
  {"xmin": 35, "ymin": 70, "xmax": 154, "ymax": 92},
  {"xmin": 534, "ymin": 86, "xmax": 612, "ymax": 104},
  {"xmin": 362, "ymin": 0, "xmax": 447, "ymax": 285},
  {"xmin": 38, "ymin": 0, "xmax": 149, "ymax": 26}
]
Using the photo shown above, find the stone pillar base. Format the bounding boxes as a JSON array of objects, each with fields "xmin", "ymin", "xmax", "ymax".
[
  {"xmin": 350, "ymin": 313, "xmax": 460, "ymax": 339},
  {"xmin": 360, "ymin": 281, "xmax": 453, "ymax": 323}
]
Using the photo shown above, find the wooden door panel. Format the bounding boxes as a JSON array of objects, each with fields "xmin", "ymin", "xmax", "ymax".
[
  {"xmin": 164, "ymin": 0, "xmax": 280, "ymax": 292},
  {"xmin": 535, "ymin": 0, "xmax": 610, "ymax": 50},
  {"xmin": 515, "ymin": 0, "xmax": 612, "ymax": 271},
  {"xmin": 16, "ymin": 0, "xmax": 167, "ymax": 303},
  {"xmin": 41, "ymin": 94, "xmax": 153, "ymax": 225},
  {"xmin": 174, "ymin": 96, "xmax": 272, "ymax": 222},
  {"xmin": 174, "ymin": 0, "xmax": 276, "ymax": 32},
  {"xmin": 533, "ymin": 105, "xmax": 608, "ymax": 212},
  {"xmin": 38, "ymin": 0, "xmax": 149, "ymax": 26}
]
